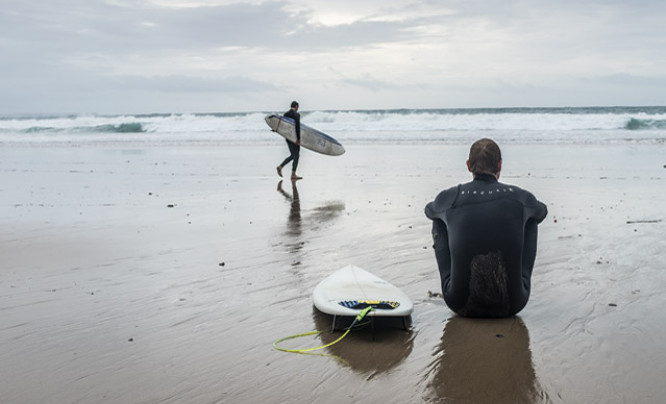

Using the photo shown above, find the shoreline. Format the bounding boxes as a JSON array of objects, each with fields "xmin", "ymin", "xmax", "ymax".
[{"xmin": 1, "ymin": 143, "xmax": 665, "ymax": 403}]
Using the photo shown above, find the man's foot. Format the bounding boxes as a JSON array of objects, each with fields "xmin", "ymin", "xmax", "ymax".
[
  {"xmin": 276, "ymin": 166, "xmax": 283, "ymax": 177},
  {"xmin": 291, "ymin": 174, "xmax": 302, "ymax": 180}
]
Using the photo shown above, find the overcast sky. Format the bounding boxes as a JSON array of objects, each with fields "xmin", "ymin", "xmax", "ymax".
[{"xmin": 1, "ymin": 0, "xmax": 665, "ymax": 114}]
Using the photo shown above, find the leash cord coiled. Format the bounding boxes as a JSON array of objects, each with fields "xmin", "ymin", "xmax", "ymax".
[{"xmin": 273, "ymin": 307, "xmax": 373, "ymax": 353}]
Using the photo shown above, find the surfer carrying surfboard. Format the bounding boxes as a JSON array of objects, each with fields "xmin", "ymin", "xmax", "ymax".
[
  {"xmin": 425, "ymin": 139, "xmax": 548, "ymax": 317},
  {"xmin": 276, "ymin": 101, "xmax": 303, "ymax": 180}
]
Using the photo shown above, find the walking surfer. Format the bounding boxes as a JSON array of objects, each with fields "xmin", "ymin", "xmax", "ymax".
[{"xmin": 277, "ymin": 101, "xmax": 302, "ymax": 180}]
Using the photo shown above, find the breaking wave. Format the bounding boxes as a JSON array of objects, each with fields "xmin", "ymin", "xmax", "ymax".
[
  {"xmin": 625, "ymin": 118, "xmax": 666, "ymax": 130},
  {"xmin": 1, "ymin": 107, "xmax": 665, "ymax": 146},
  {"xmin": 21, "ymin": 122, "xmax": 145, "ymax": 134}
]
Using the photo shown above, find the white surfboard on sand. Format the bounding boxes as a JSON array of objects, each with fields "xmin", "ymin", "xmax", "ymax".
[
  {"xmin": 312, "ymin": 265, "xmax": 413, "ymax": 319},
  {"xmin": 265, "ymin": 114, "xmax": 345, "ymax": 156}
]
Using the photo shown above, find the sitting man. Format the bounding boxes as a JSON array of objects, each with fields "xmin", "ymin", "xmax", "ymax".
[{"xmin": 425, "ymin": 138, "xmax": 548, "ymax": 317}]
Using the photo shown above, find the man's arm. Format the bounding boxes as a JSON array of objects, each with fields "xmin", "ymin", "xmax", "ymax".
[
  {"xmin": 522, "ymin": 191, "xmax": 547, "ymax": 224},
  {"xmin": 294, "ymin": 113, "xmax": 301, "ymax": 142},
  {"xmin": 533, "ymin": 201, "xmax": 547, "ymax": 223},
  {"xmin": 520, "ymin": 196, "xmax": 547, "ymax": 290},
  {"xmin": 521, "ymin": 218, "xmax": 539, "ymax": 287},
  {"xmin": 432, "ymin": 219, "xmax": 452, "ymax": 292}
]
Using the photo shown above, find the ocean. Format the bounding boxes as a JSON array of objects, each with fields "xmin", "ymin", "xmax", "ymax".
[{"xmin": 1, "ymin": 106, "xmax": 665, "ymax": 147}]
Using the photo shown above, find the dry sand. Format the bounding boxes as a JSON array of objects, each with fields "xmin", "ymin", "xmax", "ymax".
[{"xmin": 1, "ymin": 143, "xmax": 665, "ymax": 403}]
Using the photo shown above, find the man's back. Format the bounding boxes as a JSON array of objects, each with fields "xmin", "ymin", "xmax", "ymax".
[{"xmin": 425, "ymin": 174, "xmax": 547, "ymax": 317}]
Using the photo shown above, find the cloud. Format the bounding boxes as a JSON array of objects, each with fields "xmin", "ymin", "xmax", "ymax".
[
  {"xmin": 112, "ymin": 74, "xmax": 276, "ymax": 93},
  {"xmin": 1, "ymin": 0, "xmax": 666, "ymax": 113},
  {"xmin": 340, "ymin": 76, "xmax": 402, "ymax": 92}
]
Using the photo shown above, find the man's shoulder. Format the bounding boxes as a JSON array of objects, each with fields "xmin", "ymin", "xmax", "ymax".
[
  {"xmin": 425, "ymin": 184, "xmax": 460, "ymax": 219},
  {"xmin": 495, "ymin": 181, "xmax": 547, "ymax": 221},
  {"xmin": 495, "ymin": 181, "xmax": 540, "ymax": 204},
  {"xmin": 459, "ymin": 179, "xmax": 543, "ymax": 209},
  {"xmin": 284, "ymin": 109, "xmax": 300, "ymax": 119}
]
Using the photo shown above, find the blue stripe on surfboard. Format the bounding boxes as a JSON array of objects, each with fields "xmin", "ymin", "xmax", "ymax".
[{"xmin": 338, "ymin": 300, "xmax": 400, "ymax": 310}]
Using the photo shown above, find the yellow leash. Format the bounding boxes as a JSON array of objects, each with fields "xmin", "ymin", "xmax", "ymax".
[{"xmin": 273, "ymin": 307, "xmax": 373, "ymax": 353}]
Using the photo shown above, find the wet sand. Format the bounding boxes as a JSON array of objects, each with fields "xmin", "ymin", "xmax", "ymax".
[{"xmin": 1, "ymin": 143, "xmax": 665, "ymax": 403}]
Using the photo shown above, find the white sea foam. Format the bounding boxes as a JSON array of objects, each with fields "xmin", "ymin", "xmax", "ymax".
[{"xmin": 1, "ymin": 107, "xmax": 665, "ymax": 146}]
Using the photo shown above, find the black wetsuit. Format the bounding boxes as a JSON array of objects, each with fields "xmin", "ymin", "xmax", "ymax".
[
  {"xmin": 425, "ymin": 174, "xmax": 547, "ymax": 317},
  {"xmin": 280, "ymin": 109, "xmax": 301, "ymax": 171}
]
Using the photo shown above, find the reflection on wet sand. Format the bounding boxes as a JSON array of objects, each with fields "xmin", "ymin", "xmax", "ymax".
[
  {"xmin": 277, "ymin": 180, "xmax": 301, "ymax": 238},
  {"xmin": 312, "ymin": 308, "xmax": 414, "ymax": 378},
  {"xmin": 427, "ymin": 316, "xmax": 550, "ymax": 404},
  {"xmin": 309, "ymin": 202, "xmax": 346, "ymax": 223},
  {"xmin": 277, "ymin": 180, "xmax": 345, "ymax": 255}
]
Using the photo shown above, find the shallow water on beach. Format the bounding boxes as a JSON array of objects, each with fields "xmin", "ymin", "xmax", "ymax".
[{"xmin": 1, "ymin": 143, "xmax": 665, "ymax": 403}]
